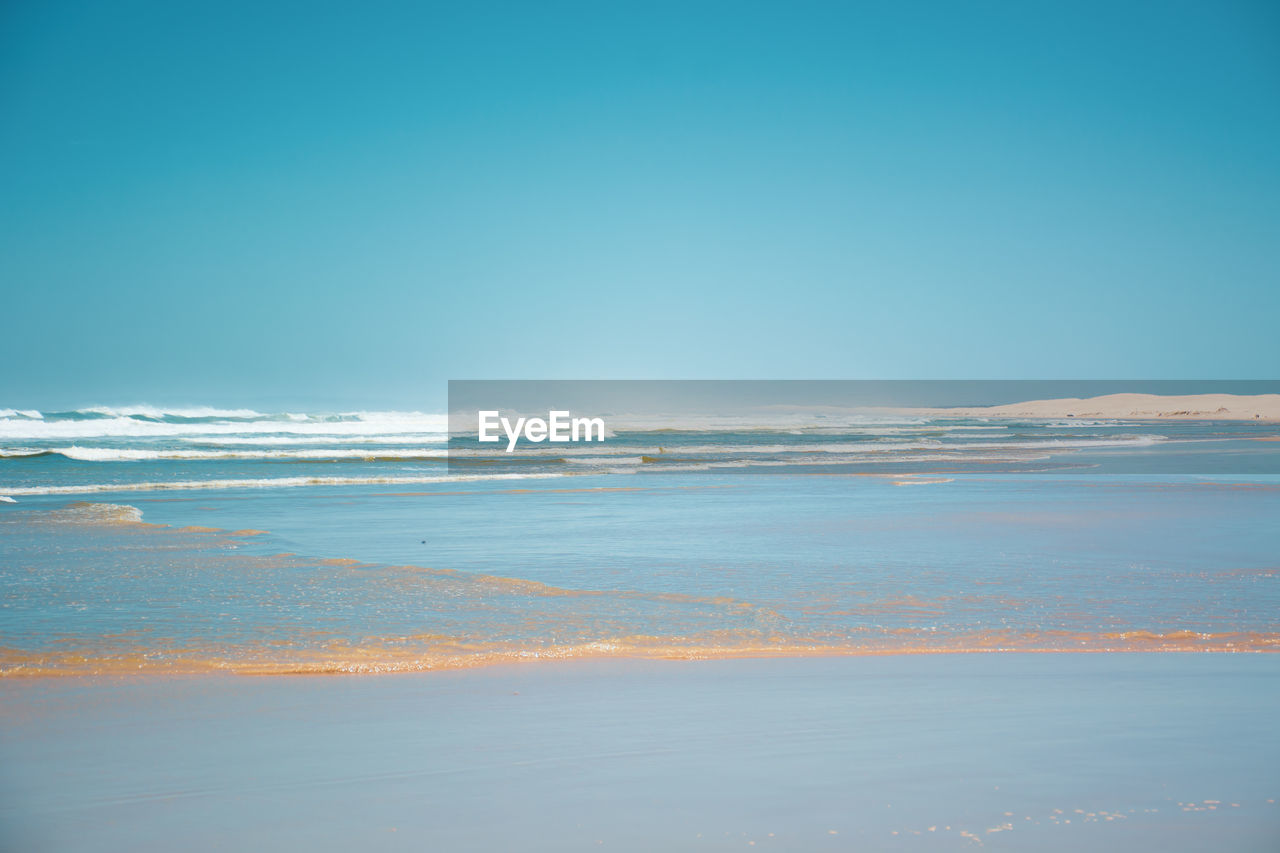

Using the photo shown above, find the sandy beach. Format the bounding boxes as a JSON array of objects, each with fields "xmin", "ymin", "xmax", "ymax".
[
  {"xmin": 903, "ymin": 393, "xmax": 1280, "ymax": 422},
  {"xmin": 3, "ymin": 655, "xmax": 1278, "ymax": 852}
]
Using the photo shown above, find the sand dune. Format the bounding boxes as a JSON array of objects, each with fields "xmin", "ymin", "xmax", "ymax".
[{"xmin": 912, "ymin": 393, "xmax": 1280, "ymax": 422}]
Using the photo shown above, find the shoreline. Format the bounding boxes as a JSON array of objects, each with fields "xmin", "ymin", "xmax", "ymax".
[{"xmin": 6, "ymin": 636, "xmax": 1279, "ymax": 679}]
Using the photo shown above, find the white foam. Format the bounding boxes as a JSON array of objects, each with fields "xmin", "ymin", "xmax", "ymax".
[
  {"xmin": 0, "ymin": 411, "xmax": 449, "ymax": 440},
  {"xmin": 50, "ymin": 502, "xmax": 145, "ymax": 523},
  {"xmin": 78, "ymin": 405, "xmax": 268, "ymax": 419},
  {"xmin": 1041, "ymin": 420, "xmax": 1123, "ymax": 427},
  {"xmin": 565, "ymin": 456, "xmax": 645, "ymax": 465},
  {"xmin": 448, "ymin": 435, "xmax": 1162, "ymax": 458},
  {"xmin": 0, "ymin": 472, "xmax": 569, "ymax": 496},
  {"xmin": 42, "ymin": 446, "xmax": 450, "ymax": 462},
  {"xmin": 180, "ymin": 434, "xmax": 447, "ymax": 446}
]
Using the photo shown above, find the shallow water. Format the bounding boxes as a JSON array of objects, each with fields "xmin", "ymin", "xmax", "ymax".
[{"xmin": 3, "ymin": 469, "xmax": 1279, "ymax": 673}]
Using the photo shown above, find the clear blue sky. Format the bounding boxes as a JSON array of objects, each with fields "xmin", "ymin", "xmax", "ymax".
[{"xmin": 2, "ymin": 1, "xmax": 1277, "ymax": 410}]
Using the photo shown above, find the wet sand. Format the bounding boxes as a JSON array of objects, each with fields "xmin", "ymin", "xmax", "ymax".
[{"xmin": 2, "ymin": 654, "xmax": 1277, "ymax": 852}]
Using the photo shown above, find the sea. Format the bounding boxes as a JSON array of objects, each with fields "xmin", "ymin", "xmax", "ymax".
[
  {"xmin": 2, "ymin": 404, "xmax": 1277, "ymax": 672},
  {"xmin": 1, "ymin": 403, "xmax": 1278, "ymax": 850}
]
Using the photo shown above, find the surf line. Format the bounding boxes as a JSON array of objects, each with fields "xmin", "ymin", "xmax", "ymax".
[{"xmin": 477, "ymin": 411, "xmax": 607, "ymax": 452}]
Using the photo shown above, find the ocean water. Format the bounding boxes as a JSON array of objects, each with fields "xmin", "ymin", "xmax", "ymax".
[
  {"xmin": 1, "ymin": 405, "xmax": 1278, "ymax": 850},
  {"xmin": 1, "ymin": 406, "xmax": 1278, "ymax": 673}
]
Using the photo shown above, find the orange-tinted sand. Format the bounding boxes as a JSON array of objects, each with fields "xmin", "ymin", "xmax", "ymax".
[{"xmin": 5, "ymin": 629, "xmax": 1279, "ymax": 678}]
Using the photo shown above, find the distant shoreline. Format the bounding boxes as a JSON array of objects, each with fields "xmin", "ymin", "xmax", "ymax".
[{"xmin": 899, "ymin": 392, "xmax": 1280, "ymax": 422}]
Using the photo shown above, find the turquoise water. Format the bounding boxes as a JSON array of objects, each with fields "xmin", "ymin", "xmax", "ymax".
[{"xmin": 2, "ymin": 408, "xmax": 1278, "ymax": 671}]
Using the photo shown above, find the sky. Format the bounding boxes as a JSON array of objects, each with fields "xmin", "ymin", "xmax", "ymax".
[{"xmin": 1, "ymin": 0, "xmax": 1277, "ymax": 410}]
